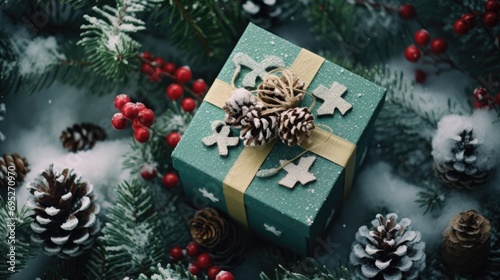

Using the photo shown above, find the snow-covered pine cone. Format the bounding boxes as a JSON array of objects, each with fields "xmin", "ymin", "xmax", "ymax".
[
  {"xmin": 278, "ymin": 107, "xmax": 314, "ymax": 146},
  {"xmin": 350, "ymin": 213, "xmax": 426, "ymax": 280},
  {"xmin": 257, "ymin": 71, "xmax": 305, "ymax": 112},
  {"xmin": 433, "ymin": 129, "xmax": 491, "ymax": 190},
  {"xmin": 0, "ymin": 153, "xmax": 29, "ymax": 188},
  {"xmin": 60, "ymin": 123, "xmax": 107, "ymax": 153},
  {"xmin": 442, "ymin": 209, "xmax": 491, "ymax": 273},
  {"xmin": 223, "ymin": 88, "xmax": 261, "ymax": 129},
  {"xmin": 27, "ymin": 164, "xmax": 100, "ymax": 258},
  {"xmin": 239, "ymin": 107, "xmax": 279, "ymax": 146},
  {"xmin": 189, "ymin": 208, "xmax": 244, "ymax": 268}
]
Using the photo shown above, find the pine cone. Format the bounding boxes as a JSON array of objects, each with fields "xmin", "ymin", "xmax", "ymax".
[
  {"xmin": 278, "ymin": 107, "xmax": 314, "ymax": 146},
  {"xmin": 0, "ymin": 153, "xmax": 29, "ymax": 188},
  {"xmin": 60, "ymin": 123, "xmax": 107, "ymax": 153},
  {"xmin": 442, "ymin": 209, "xmax": 491, "ymax": 273},
  {"xmin": 350, "ymin": 213, "xmax": 426, "ymax": 280},
  {"xmin": 189, "ymin": 208, "xmax": 244, "ymax": 268},
  {"xmin": 27, "ymin": 164, "xmax": 101, "ymax": 258},
  {"xmin": 257, "ymin": 70, "xmax": 305, "ymax": 113},
  {"xmin": 240, "ymin": 107, "xmax": 279, "ymax": 146},
  {"xmin": 223, "ymin": 88, "xmax": 260, "ymax": 129},
  {"xmin": 433, "ymin": 129, "xmax": 492, "ymax": 190}
]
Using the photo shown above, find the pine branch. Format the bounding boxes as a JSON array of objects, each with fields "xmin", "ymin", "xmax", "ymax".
[
  {"xmin": 40, "ymin": 255, "xmax": 90, "ymax": 280},
  {"xmin": 78, "ymin": 0, "xmax": 162, "ymax": 81},
  {"xmin": 136, "ymin": 263, "xmax": 206, "ymax": 280},
  {"xmin": 86, "ymin": 180, "xmax": 165, "ymax": 279},
  {"xmin": 155, "ymin": 0, "xmax": 244, "ymax": 64},
  {"xmin": 260, "ymin": 264, "xmax": 353, "ymax": 280},
  {"xmin": 415, "ymin": 181, "xmax": 446, "ymax": 214},
  {"xmin": 0, "ymin": 197, "xmax": 35, "ymax": 279}
]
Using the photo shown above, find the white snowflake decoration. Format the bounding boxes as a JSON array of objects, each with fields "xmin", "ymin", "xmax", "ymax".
[
  {"xmin": 278, "ymin": 156, "xmax": 317, "ymax": 188},
  {"xmin": 198, "ymin": 188, "xmax": 219, "ymax": 203},
  {"xmin": 312, "ymin": 82, "xmax": 352, "ymax": 116},
  {"xmin": 202, "ymin": 120, "xmax": 239, "ymax": 156},
  {"xmin": 232, "ymin": 52, "xmax": 285, "ymax": 87},
  {"xmin": 264, "ymin": 223, "xmax": 282, "ymax": 236}
]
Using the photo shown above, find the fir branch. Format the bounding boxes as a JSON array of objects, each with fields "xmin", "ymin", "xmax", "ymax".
[
  {"xmin": 0, "ymin": 197, "xmax": 34, "ymax": 279},
  {"xmin": 85, "ymin": 242, "xmax": 121, "ymax": 280},
  {"xmin": 136, "ymin": 263, "xmax": 205, "ymax": 280},
  {"xmin": 40, "ymin": 255, "xmax": 90, "ymax": 280},
  {"xmin": 87, "ymin": 180, "xmax": 165, "ymax": 279},
  {"xmin": 156, "ymin": 0, "xmax": 243, "ymax": 64},
  {"xmin": 260, "ymin": 264, "xmax": 353, "ymax": 280},
  {"xmin": 415, "ymin": 182, "xmax": 446, "ymax": 214},
  {"xmin": 78, "ymin": 0, "xmax": 162, "ymax": 81}
]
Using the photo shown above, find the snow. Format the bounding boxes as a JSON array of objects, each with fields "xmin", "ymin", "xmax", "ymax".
[
  {"xmin": 431, "ymin": 109, "xmax": 500, "ymax": 170},
  {"xmin": 13, "ymin": 35, "xmax": 66, "ymax": 76}
]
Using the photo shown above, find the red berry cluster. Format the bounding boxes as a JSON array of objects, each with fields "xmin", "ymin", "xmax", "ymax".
[
  {"xmin": 169, "ymin": 242, "xmax": 235, "ymax": 280},
  {"xmin": 404, "ymin": 29, "xmax": 451, "ymax": 83},
  {"xmin": 112, "ymin": 94, "xmax": 156, "ymax": 143},
  {"xmin": 454, "ymin": 0, "xmax": 500, "ymax": 35},
  {"xmin": 473, "ymin": 87, "xmax": 500, "ymax": 109},
  {"xmin": 139, "ymin": 163, "xmax": 179, "ymax": 189},
  {"xmin": 140, "ymin": 51, "xmax": 206, "ymax": 113}
]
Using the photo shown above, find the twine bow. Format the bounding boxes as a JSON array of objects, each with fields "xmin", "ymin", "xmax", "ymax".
[{"xmin": 256, "ymin": 70, "xmax": 307, "ymax": 115}]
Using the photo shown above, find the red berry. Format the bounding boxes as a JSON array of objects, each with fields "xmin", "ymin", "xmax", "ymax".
[
  {"xmin": 141, "ymin": 63, "xmax": 154, "ymax": 74},
  {"xmin": 473, "ymin": 87, "xmax": 491, "ymax": 109},
  {"xmin": 216, "ymin": 271, "xmax": 234, "ymax": 280},
  {"xmin": 495, "ymin": 92, "xmax": 500, "ymax": 106},
  {"xmin": 136, "ymin": 102, "xmax": 146, "ymax": 111},
  {"xmin": 175, "ymin": 66, "xmax": 192, "ymax": 84},
  {"xmin": 192, "ymin": 79, "xmax": 207, "ymax": 95},
  {"xmin": 121, "ymin": 102, "xmax": 139, "ymax": 120},
  {"xmin": 169, "ymin": 246, "xmax": 184, "ymax": 261},
  {"xmin": 137, "ymin": 108, "xmax": 156, "ymax": 127},
  {"xmin": 163, "ymin": 172, "xmax": 179, "ymax": 189},
  {"xmin": 163, "ymin": 62, "xmax": 177, "ymax": 74},
  {"xmin": 485, "ymin": 0, "xmax": 500, "ymax": 12},
  {"xmin": 207, "ymin": 266, "xmax": 222, "ymax": 280},
  {"xmin": 430, "ymin": 38, "xmax": 447, "ymax": 54},
  {"xmin": 166, "ymin": 84, "xmax": 184, "ymax": 100},
  {"xmin": 132, "ymin": 118, "xmax": 144, "ymax": 130},
  {"xmin": 186, "ymin": 242, "xmax": 200, "ymax": 257},
  {"xmin": 415, "ymin": 69, "xmax": 426, "ymax": 84},
  {"xmin": 134, "ymin": 127, "xmax": 150, "ymax": 143},
  {"xmin": 483, "ymin": 12, "xmax": 498, "ymax": 27},
  {"xmin": 153, "ymin": 57, "xmax": 165, "ymax": 67},
  {"xmin": 111, "ymin": 113, "xmax": 128, "ymax": 130},
  {"xmin": 399, "ymin": 4, "xmax": 415, "ymax": 19},
  {"xmin": 181, "ymin": 98, "xmax": 196, "ymax": 112},
  {"xmin": 188, "ymin": 263, "xmax": 201, "ymax": 276},
  {"xmin": 454, "ymin": 20, "xmax": 470, "ymax": 35},
  {"xmin": 461, "ymin": 13, "xmax": 477, "ymax": 28},
  {"xmin": 114, "ymin": 94, "xmax": 131, "ymax": 110},
  {"xmin": 414, "ymin": 29, "xmax": 430, "ymax": 46},
  {"xmin": 196, "ymin": 253, "xmax": 212, "ymax": 270},
  {"xmin": 404, "ymin": 45, "xmax": 420, "ymax": 62},
  {"xmin": 140, "ymin": 164, "xmax": 157, "ymax": 180},
  {"xmin": 166, "ymin": 132, "xmax": 182, "ymax": 148},
  {"xmin": 142, "ymin": 52, "xmax": 153, "ymax": 60},
  {"xmin": 149, "ymin": 67, "xmax": 163, "ymax": 82}
]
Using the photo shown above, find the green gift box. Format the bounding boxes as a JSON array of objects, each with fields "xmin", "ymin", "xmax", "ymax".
[{"xmin": 172, "ymin": 23, "xmax": 386, "ymax": 255}]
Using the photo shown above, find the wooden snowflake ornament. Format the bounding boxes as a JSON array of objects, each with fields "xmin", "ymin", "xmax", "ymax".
[
  {"xmin": 312, "ymin": 82, "xmax": 352, "ymax": 116},
  {"xmin": 232, "ymin": 52, "xmax": 285, "ymax": 87},
  {"xmin": 278, "ymin": 156, "xmax": 317, "ymax": 188},
  {"xmin": 202, "ymin": 120, "xmax": 239, "ymax": 156}
]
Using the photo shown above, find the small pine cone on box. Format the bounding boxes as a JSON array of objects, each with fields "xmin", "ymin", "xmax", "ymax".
[
  {"xmin": 189, "ymin": 208, "xmax": 244, "ymax": 267},
  {"xmin": 442, "ymin": 209, "xmax": 491, "ymax": 273},
  {"xmin": 350, "ymin": 213, "xmax": 426, "ymax": 280},
  {"xmin": 278, "ymin": 107, "xmax": 314, "ymax": 146},
  {"xmin": 0, "ymin": 153, "xmax": 29, "ymax": 188},
  {"xmin": 27, "ymin": 164, "xmax": 101, "ymax": 259},
  {"xmin": 60, "ymin": 123, "xmax": 107, "ymax": 153},
  {"xmin": 257, "ymin": 70, "xmax": 305, "ymax": 112},
  {"xmin": 240, "ymin": 107, "xmax": 279, "ymax": 146},
  {"xmin": 223, "ymin": 88, "xmax": 261, "ymax": 129}
]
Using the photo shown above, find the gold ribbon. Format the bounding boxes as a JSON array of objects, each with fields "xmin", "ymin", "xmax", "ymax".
[{"xmin": 204, "ymin": 49, "xmax": 356, "ymax": 228}]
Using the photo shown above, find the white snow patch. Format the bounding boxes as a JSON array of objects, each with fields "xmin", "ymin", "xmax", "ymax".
[
  {"xmin": 432, "ymin": 109, "xmax": 500, "ymax": 170},
  {"xmin": 14, "ymin": 36, "xmax": 66, "ymax": 76}
]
